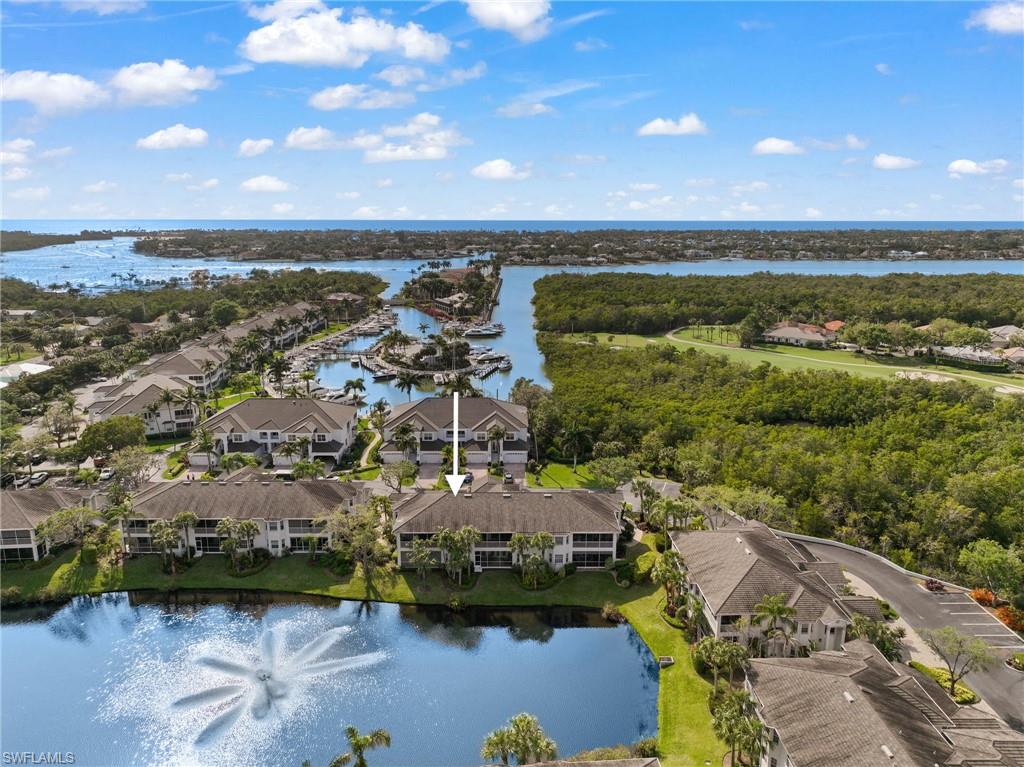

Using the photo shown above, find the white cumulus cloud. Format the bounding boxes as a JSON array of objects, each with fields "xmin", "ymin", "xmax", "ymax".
[
  {"xmin": 285, "ymin": 125, "xmax": 339, "ymax": 150},
  {"xmin": 637, "ymin": 112, "xmax": 708, "ymax": 136},
  {"xmin": 873, "ymin": 153, "xmax": 920, "ymax": 170},
  {"xmin": 471, "ymin": 158, "xmax": 531, "ymax": 181},
  {"xmin": 752, "ymin": 137, "xmax": 804, "ymax": 155},
  {"xmin": 805, "ymin": 207, "xmax": 823, "ymax": 218},
  {"xmin": 11, "ymin": 186, "xmax": 50, "ymax": 201},
  {"xmin": 1, "ymin": 69, "xmax": 110, "ymax": 115},
  {"xmin": 947, "ymin": 158, "xmax": 1008, "ymax": 177},
  {"xmin": 241, "ymin": 6, "xmax": 450, "ymax": 68},
  {"xmin": 136, "ymin": 123, "xmax": 208, "ymax": 150},
  {"xmin": 375, "ymin": 64, "xmax": 425, "ymax": 87},
  {"xmin": 875, "ymin": 63, "xmax": 892, "ymax": 75},
  {"xmin": 3, "ymin": 167, "xmax": 32, "ymax": 182},
  {"xmin": 110, "ymin": 59, "xmax": 218, "ymax": 106},
  {"xmin": 63, "ymin": 0, "xmax": 145, "ymax": 14},
  {"xmin": 416, "ymin": 61, "xmax": 486, "ymax": 92},
  {"xmin": 241, "ymin": 175, "xmax": 292, "ymax": 192},
  {"xmin": 464, "ymin": 0, "xmax": 551, "ymax": 42},
  {"xmin": 629, "ymin": 182, "xmax": 660, "ymax": 192},
  {"xmin": 309, "ymin": 83, "xmax": 414, "ymax": 110},
  {"xmin": 965, "ymin": 2, "xmax": 1024, "ymax": 34},
  {"xmin": 186, "ymin": 178, "xmax": 220, "ymax": 191},
  {"xmin": 238, "ymin": 138, "xmax": 274, "ymax": 157},
  {"xmin": 81, "ymin": 180, "xmax": 117, "ymax": 193}
]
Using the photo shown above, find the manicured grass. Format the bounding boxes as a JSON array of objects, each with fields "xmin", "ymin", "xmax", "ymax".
[
  {"xmin": 305, "ymin": 322, "xmax": 350, "ymax": 343},
  {"xmin": 144, "ymin": 437, "xmax": 186, "ymax": 453},
  {"xmin": 565, "ymin": 330, "xmax": 1024, "ymax": 391},
  {"xmin": 340, "ymin": 466, "xmax": 381, "ymax": 480},
  {"xmin": 214, "ymin": 391, "xmax": 256, "ymax": 410},
  {"xmin": 3, "ymin": 539, "xmax": 723, "ymax": 766},
  {"xmin": 0, "ymin": 349, "xmax": 40, "ymax": 364},
  {"xmin": 527, "ymin": 461, "xmax": 599, "ymax": 489}
]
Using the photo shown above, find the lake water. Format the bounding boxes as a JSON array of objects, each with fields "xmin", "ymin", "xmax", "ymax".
[
  {"xmin": 2, "ymin": 235, "xmax": 1021, "ymax": 398},
  {"xmin": 0, "ymin": 593, "xmax": 659, "ymax": 767}
]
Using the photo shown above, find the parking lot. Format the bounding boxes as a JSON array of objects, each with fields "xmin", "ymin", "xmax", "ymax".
[{"xmin": 930, "ymin": 591, "xmax": 1024, "ymax": 651}]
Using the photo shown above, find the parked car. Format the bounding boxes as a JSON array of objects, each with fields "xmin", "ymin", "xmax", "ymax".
[
  {"xmin": 28, "ymin": 471, "xmax": 50, "ymax": 486},
  {"xmin": 0, "ymin": 473, "xmax": 15, "ymax": 488},
  {"xmin": 464, "ymin": 471, "xmax": 474, "ymax": 485},
  {"xmin": 14, "ymin": 476, "xmax": 32, "ymax": 489},
  {"xmin": 30, "ymin": 453, "xmax": 46, "ymax": 465},
  {"xmin": 98, "ymin": 468, "xmax": 115, "ymax": 481},
  {"xmin": 92, "ymin": 456, "xmax": 107, "ymax": 468},
  {"xmin": 503, "ymin": 472, "xmax": 514, "ymax": 484}
]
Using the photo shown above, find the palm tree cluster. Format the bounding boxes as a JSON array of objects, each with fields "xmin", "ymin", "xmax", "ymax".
[
  {"xmin": 480, "ymin": 713, "xmax": 557, "ymax": 766},
  {"xmin": 432, "ymin": 525, "xmax": 480, "ymax": 585},
  {"xmin": 144, "ymin": 384, "xmax": 206, "ymax": 438},
  {"xmin": 710, "ymin": 687, "xmax": 767, "ymax": 767},
  {"xmin": 509, "ymin": 532, "xmax": 555, "ymax": 589}
]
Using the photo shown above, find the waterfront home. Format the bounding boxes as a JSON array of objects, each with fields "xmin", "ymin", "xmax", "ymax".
[
  {"xmin": 87, "ymin": 373, "xmax": 199, "ymax": 437},
  {"xmin": 823, "ymin": 319, "xmax": 846, "ymax": 333},
  {"xmin": 762, "ymin": 321, "xmax": 834, "ymax": 348},
  {"xmin": 434, "ymin": 291, "xmax": 474, "ymax": 316},
  {"xmin": 137, "ymin": 345, "xmax": 230, "ymax": 394},
  {"xmin": 324, "ymin": 292, "xmax": 367, "ymax": 316},
  {"xmin": 216, "ymin": 300, "xmax": 323, "ymax": 349},
  {"xmin": 989, "ymin": 324, "xmax": 1022, "ymax": 349},
  {"xmin": 0, "ymin": 489, "xmax": 89, "ymax": 562},
  {"xmin": 121, "ymin": 479, "xmax": 365, "ymax": 556},
  {"xmin": 0, "ymin": 361, "xmax": 53, "ymax": 383},
  {"xmin": 747, "ymin": 639, "xmax": 1024, "ymax": 767},
  {"xmin": 191, "ymin": 398, "xmax": 358, "ymax": 470},
  {"xmin": 669, "ymin": 523, "xmax": 876, "ymax": 654},
  {"xmin": 393, "ymin": 490, "xmax": 622, "ymax": 571},
  {"xmin": 379, "ymin": 396, "xmax": 529, "ymax": 466}
]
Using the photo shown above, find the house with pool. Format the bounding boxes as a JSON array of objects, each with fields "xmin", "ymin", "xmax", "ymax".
[
  {"xmin": 379, "ymin": 396, "xmax": 530, "ymax": 467},
  {"xmin": 670, "ymin": 522, "xmax": 883, "ymax": 655},
  {"xmin": 119, "ymin": 479, "xmax": 366, "ymax": 556},
  {"xmin": 190, "ymin": 398, "xmax": 359, "ymax": 470},
  {"xmin": 393, "ymin": 490, "xmax": 623, "ymax": 571}
]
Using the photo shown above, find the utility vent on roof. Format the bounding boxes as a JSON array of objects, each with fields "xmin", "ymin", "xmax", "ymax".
[
  {"xmin": 464, "ymin": 493, "xmax": 472, "ymax": 499},
  {"xmin": 503, "ymin": 493, "xmax": 512, "ymax": 498},
  {"xmin": 261, "ymin": 482, "xmax": 269, "ymax": 486},
  {"xmin": 880, "ymin": 745, "xmax": 894, "ymax": 759},
  {"xmin": 200, "ymin": 481, "xmax": 209, "ymax": 486},
  {"xmin": 543, "ymin": 493, "xmax": 552, "ymax": 498},
  {"xmin": 234, "ymin": 482, "xmax": 243, "ymax": 486},
  {"xmin": 183, "ymin": 481, "xmax": 191, "ymax": 485},
  {"xmin": 843, "ymin": 691, "xmax": 855, "ymax": 703},
  {"xmin": 284, "ymin": 482, "xmax": 293, "ymax": 486},
  {"xmin": 736, "ymin": 536, "xmax": 743, "ymax": 543},
  {"xmin": 744, "ymin": 547, "xmax": 752, "ymax": 555}
]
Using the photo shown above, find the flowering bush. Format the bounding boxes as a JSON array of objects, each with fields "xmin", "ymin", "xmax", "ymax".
[
  {"xmin": 995, "ymin": 605, "xmax": 1024, "ymax": 632},
  {"xmin": 924, "ymin": 578, "xmax": 945, "ymax": 592},
  {"xmin": 970, "ymin": 587, "xmax": 995, "ymax": 606}
]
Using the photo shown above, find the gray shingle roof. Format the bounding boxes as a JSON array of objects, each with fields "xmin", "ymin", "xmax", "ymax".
[
  {"xmin": 670, "ymin": 523, "xmax": 848, "ymax": 622},
  {"xmin": 130, "ymin": 479, "xmax": 360, "ymax": 521},
  {"xmin": 203, "ymin": 398, "xmax": 357, "ymax": 434},
  {"xmin": 386, "ymin": 396, "xmax": 527, "ymax": 432},
  {"xmin": 394, "ymin": 490, "xmax": 620, "ymax": 535},
  {"xmin": 0, "ymin": 489, "xmax": 90, "ymax": 531},
  {"xmin": 748, "ymin": 641, "xmax": 1024, "ymax": 767}
]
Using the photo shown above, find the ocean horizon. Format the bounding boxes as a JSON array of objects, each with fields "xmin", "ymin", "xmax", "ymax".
[{"xmin": 3, "ymin": 219, "xmax": 1023, "ymax": 235}]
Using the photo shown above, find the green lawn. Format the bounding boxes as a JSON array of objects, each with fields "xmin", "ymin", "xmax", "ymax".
[
  {"xmin": 566, "ymin": 330, "xmax": 1024, "ymax": 392},
  {"xmin": 144, "ymin": 437, "xmax": 187, "ymax": 453},
  {"xmin": 213, "ymin": 391, "xmax": 256, "ymax": 410},
  {"xmin": 305, "ymin": 322, "xmax": 350, "ymax": 343},
  {"xmin": 527, "ymin": 461, "xmax": 599, "ymax": 489},
  {"xmin": 340, "ymin": 465, "xmax": 381, "ymax": 480},
  {"xmin": 3, "ymin": 539, "xmax": 722, "ymax": 766},
  {"xmin": 0, "ymin": 349, "xmax": 41, "ymax": 364}
]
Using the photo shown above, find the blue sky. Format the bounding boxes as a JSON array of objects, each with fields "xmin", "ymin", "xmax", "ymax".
[{"xmin": 2, "ymin": 0, "xmax": 1022, "ymax": 221}]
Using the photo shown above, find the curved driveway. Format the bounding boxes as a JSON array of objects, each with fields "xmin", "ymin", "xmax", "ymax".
[{"xmin": 801, "ymin": 540, "xmax": 1024, "ymax": 732}]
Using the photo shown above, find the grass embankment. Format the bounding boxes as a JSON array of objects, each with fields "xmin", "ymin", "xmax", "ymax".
[
  {"xmin": 565, "ymin": 329, "xmax": 1024, "ymax": 392},
  {"xmin": 304, "ymin": 322, "xmax": 351, "ymax": 343},
  {"xmin": 526, "ymin": 461, "xmax": 599, "ymax": 489},
  {"xmin": 3, "ymin": 538, "xmax": 722, "ymax": 766}
]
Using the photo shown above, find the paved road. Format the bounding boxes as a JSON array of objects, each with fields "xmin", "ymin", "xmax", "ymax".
[{"xmin": 802, "ymin": 540, "xmax": 1024, "ymax": 731}]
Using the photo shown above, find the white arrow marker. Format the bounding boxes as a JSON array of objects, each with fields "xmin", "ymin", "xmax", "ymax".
[{"xmin": 444, "ymin": 392, "xmax": 466, "ymax": 496}]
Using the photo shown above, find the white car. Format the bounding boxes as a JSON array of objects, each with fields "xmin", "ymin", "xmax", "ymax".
[
  {"xmin": 99, "ymin": 468, "xmax": 115, "ymax": 481},
  {"xmin": 28, "ymin": 471, "xmax": 50, "ymax": 487}
]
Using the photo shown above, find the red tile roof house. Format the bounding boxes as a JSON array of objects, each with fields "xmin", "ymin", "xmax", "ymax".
[
  {"xmin": 823, "ymin": 319, "xmax": 846, "ymax": 333},
  {"xmin": 762, "ymin": 321, "xmax": 836, "ymax": 348}
]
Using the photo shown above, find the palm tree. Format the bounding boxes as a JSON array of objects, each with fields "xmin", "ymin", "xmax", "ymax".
[
  {"xmin": 753, "ymin": 593, "xmax": 798, "ymax": 657},
  {"xmin": 179, "ymin": 385, "xmax": 204, "ymax": 427},
  {"xmin": 482, "ymin": 713, "xmax": 556, "ymax": 765},
  {"xmin": 157, "ymin": 388, "xmax": 177, "ymax": 437},
  {"xmin": 395, "ymin": 371, "xmax": 419, "ymax": 401},
  {"xmin": 268, "ymin": 354, "xmax": 288, "ymax": 394},
  {"xmin": 300, "ymin": 369, "xmax": 316, "ymax": 397},
  {"xmin": 651, "ymin": 550, "xmax": 685, "ymax": 611},
  {"xmin": 292, "ymin": 459, "xmax": 326, "ymax": 480},
  {"xmin": 192, "ymin": 426, "xmax": 216, "ymax": 472},
  {"xmin": 558, "ymin": 417, "xmax": 590, "ymax": 471},
  {"xmin": 328, "ymin": 726, "xmax": 391, "ymax": 767},
  {"xmin": 486, "ymin": 423, "xmax": 507, "ymax": 461},
  {"xmin": 295, "ymin": 435, "xmax": 312, "ymax": 461},
  {"xmin": 417, "ymin": 322, "xmax": 429, "ymax": 337},
  {"xmin": 392, "ymin": 423, "xmax": 418, "ymax": 461},
  {"xmin": 441, "ymin": 373, "xmax": 480, "ymax": 397},
  {"xmin": 172, "ymin": 510, "xmax": 198, "ymax": 561},
  {"xmin": 344, "ymin": 378, "xmax": 366, "ymax": 398},
  {"xmin": 277, "ymin": 439, "xmax": 301, "ymax": 466},
  {"xmin": 480, "ymin": 728, "xmax": 514, "ymax": 766},
  {"xmin": 150, "ymin": 520, "xmax": 181, "ymax": 574},
  {"xmin": 216, "ymin": 518, "xmax": 240, "ymax": 568}
]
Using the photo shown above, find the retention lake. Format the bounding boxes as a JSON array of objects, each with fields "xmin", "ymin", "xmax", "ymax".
[{"xmin": 0, "ymin": 592, "xmax": 659, "ymax": 767}]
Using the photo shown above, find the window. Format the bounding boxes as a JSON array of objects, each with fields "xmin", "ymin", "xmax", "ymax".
[
  {"xmin": 0, "ymin": 546, "xmax": 36, "ymax": 562},
  {"xmin": 572, "ymin": 533, "xmax": 614, "ymax": 548},
  {"xmin": 504, "ymin": 434, "xmax": 516, "ymax": 442},
  {"xmin": 232, "ymin": 434, "xmax": 244, "ymax": 443},
  {"xmin": 315, "ymin": 433, "xmax": 327, "ymax": 442},
  {"xmin": 478, "ymin": 533, "xmax": 512, "ymax": 547},
  {"xmin": 554, "ymin": 536, "xmax": 565, "ymax": 545},
  {"xmin": 270, "ymin": 541, "xmax": 279, "ymax": 550},
  {"xmin": 554, "ymin": 554, "xmax": 563, "ymax": 565},
  {"xmin": 287, "ymin": 434, "xmax": 298, "ymax": 442},
  {"xmin": 475, "ymin": 431, "xmax": 487, "ymax": 441},
  {"xmin": 474, "ymin": 550, "xmax": 512, "ymax": 568},
  {"xmin": 290, "ymin": 537, "xmax": 328, "ymax": 552},
  {"xmin": 269, "ymin": 432, "xmax": 280, "ymax": 441},
  {"xmin": 421, "ymin": 431, "xmax": 435, "ymax": 441},
  {"xmin": 571, "ymin": 551, "xmax": 609, "ymax": 568},
  {"xmin": 800, "ymin": 623, "xmax": 809, "ymax": 634},
  {"xmin": 1, "ymin": 530, "xmax": 33, "ymax": 544},
  {"xmin": 259, "ymin": 431, "xmax": 269, "ymax": 440},
  {"xmin": 268, "ymin": 521, "xmax": 279, "ymax": 531}
]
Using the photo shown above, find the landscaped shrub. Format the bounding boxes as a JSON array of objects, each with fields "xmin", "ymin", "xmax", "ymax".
[
  {"xmin": 924, "ymin": 579, "xmax": 945, "ymax": 592},
  {"xmin": 81, "ymin": 545, "xmax": 98, "ymax": 565},
  {"xmin": 970, "ymin": 587, "xmax": 995, "ymax": 606},
  {"xmin": 601, "ymin": 601, "xmax": 625, "ymax": 623},
  {"xmin": 909, "ymin": 661, "xmax": 979, "ymax": 704},
  {"xmin": 0, "ymin": 586, "xmax": 23, "ymax": 607},
  {"xmin": 634, "ymin": 551, "xmax": 657, "ymax": 583},
  {"xmin": 228, "ymin": 548, "xmax": 272, "ymax": 577},
  {"xmin": 563, "ymin": 562, "xmax": 577, "ymax": 576},
  {"xmin": 1009, "ymin": 653, "xmax": 1024, "ymax": 672},
  {"xmin": 995, "ymin": 605, "xmax": 1024, "ymax": 632},
  {"xmin": 327, "ymin": 550, "xmax": 353, "ymax": 576},
  {"xmin": 1012, "ymin": 593, "xmax": 1024, "ymax": 611},
  {"xmin": 632, "ymin": 737, "xmax": 659, "ymax": 758}
]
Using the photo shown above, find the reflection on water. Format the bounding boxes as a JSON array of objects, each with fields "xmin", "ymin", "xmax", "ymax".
[{"xmin": 1, "ymin": 592, "xmax": 658, "ymax": 767}]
